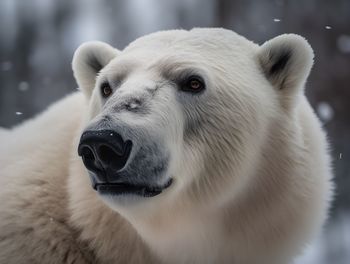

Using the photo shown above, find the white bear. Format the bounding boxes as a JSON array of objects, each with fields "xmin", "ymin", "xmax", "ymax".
[{"xmin": 0, "ymin": 28, "xmax": 333, "ymax": 264}]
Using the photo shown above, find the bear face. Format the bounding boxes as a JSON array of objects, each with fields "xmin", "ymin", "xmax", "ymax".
[{"xmin": 73, "ymin": 28, "xmax": 314, "ymax": 216}]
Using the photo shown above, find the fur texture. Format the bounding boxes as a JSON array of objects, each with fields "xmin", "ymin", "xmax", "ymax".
[{"xmin": 0, "ymin": 28, "xmax": 333, "ymax": 264}]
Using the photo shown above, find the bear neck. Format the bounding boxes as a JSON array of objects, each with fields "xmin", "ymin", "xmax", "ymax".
[{"xmin": 127, "ymin": 200, "xmax": 234, "ymax": 264}]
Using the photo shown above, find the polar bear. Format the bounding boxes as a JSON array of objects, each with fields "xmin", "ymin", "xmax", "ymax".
[{"xmin": 0, "ymin": 28, "xmax": 333, "ymax": 264}]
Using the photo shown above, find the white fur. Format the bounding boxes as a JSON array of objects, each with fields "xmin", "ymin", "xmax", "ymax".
[{"xmin": 0, "ymin": 28, "xmax": 333, "ymax": 264}]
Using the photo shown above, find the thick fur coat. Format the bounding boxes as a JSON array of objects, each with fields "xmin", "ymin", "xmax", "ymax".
[{"xmin": 0, "ymin": 28, "xmax": 333, "ymax": 264}]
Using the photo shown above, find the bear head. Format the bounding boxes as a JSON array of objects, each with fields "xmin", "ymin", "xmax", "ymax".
[{"xmin": 72, "ymin": 28, "xmax": 314, "ymax": 217}]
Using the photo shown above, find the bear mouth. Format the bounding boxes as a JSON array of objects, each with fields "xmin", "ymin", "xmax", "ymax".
[{"xmin": 96, "ymin": 178, "xmax": 173, "ymax": 197}]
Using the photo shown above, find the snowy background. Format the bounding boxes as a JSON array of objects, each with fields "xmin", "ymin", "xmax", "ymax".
[{"xmin": 0, "ymin": 0, "xmax": 349, "ymax": 263}]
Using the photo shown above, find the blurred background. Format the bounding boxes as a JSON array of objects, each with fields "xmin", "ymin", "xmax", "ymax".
[{"xmin": 0, "ymin": 0, "xmax": 349, "ymax": 262}]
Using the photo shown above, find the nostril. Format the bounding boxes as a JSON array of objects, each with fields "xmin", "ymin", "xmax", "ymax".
[
  {"xmin": 81, "ymin": 146, "xmax": 95, "ymax": 160},
  {"xmin": 97, "ymin": 141, "xmax": 132, "ymax": 171},
  {"xmin": 97, "ymin": 144, "xmax": 122, "ymax": 165},
  {"xmin": 80, "ymin": 146, "xmax": 99, "ymax": 171}
]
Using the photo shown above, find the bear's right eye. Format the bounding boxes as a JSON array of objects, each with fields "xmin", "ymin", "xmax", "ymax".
[{"xmin": 101, "ymin": 82, "xmax": 113, "ymax": 98}]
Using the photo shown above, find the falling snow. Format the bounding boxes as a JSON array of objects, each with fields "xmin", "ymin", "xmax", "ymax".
[
  {"xmin": 18, "ymin": 81, "xmax": 30, "ymax": 91},
  {"xmin": 317, "ymin": 102, "xmax": 334, "ymax": 123},
  {"xmin": 15, "ymin": 111, "xmax": 23, "ymax": 115},
  {"xmin": 325, "ymin": 25, "xmax": 332, "ymax": 29},
  {"xmin": 273, "ymin": 18, "xmax": 281, "ymax": 22}
]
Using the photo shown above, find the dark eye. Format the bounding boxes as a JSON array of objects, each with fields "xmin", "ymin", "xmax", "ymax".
[
  {"xmin": 182, "ymin": 76, "xmax": 205, "ymax": 93},
  {"xmin": 101, "ymin": 82, "xmax": 113, "ymax": 98}
]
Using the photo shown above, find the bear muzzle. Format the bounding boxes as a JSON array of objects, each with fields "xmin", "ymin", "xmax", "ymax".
[{"xmin": 77, "ymin": 129, "xmax": 172, "ymax": 197}]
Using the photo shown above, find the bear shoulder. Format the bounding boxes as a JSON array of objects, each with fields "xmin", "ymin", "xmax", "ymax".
[{"xmin": 0, "ymin": 92, "xmax": 95, "ymax": 263}]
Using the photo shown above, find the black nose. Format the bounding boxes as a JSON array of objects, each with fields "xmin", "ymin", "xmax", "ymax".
[{"xmin": 78, "ymin": 130, "xmax": 132, "ymax": 181}]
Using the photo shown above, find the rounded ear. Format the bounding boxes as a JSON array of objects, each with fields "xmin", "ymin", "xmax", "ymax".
[
  {"xmin": 72, "ymin": 41, "xmax": 119, "ymax": 98},
  {"xmin": 258, "ymin": 34, "xmax": 314, "ymax": 108}
]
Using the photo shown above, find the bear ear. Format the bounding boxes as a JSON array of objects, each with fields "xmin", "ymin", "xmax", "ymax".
[
  {"xmin": 258, "ymin": 34, "xmax": 314, "ymax": 108},
  {"xmin": 72, "ymin": 41, "xmax": 119, "ymax": 98}
]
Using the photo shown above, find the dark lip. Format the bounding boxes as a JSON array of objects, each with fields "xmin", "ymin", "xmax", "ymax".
[{"xmin": 96, "ymin": 178, "xmax": 173, "ymax": 197}]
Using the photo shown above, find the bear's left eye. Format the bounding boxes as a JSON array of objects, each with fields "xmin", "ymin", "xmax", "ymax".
[
  {"xmin": 181, "ymin": 76, "xmax": 205, "ymax": 93},
  {"xmin": 101, "ymin": 82, "xmax": 113, "ymax": 98}
]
